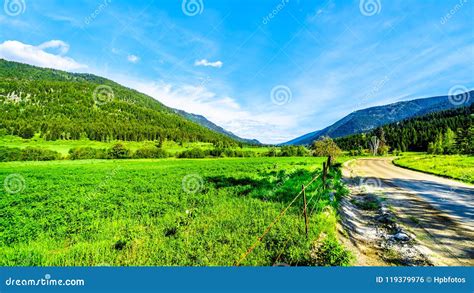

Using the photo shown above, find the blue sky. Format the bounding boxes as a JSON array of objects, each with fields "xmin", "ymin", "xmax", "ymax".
[{"xmin": 0, "ymin": 0, "xmax": 473, "ymax": 143}]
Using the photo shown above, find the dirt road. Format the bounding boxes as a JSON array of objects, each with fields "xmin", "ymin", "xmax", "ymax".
[{"xmin": 340, "ymin": 157, "xmax": 474, "ymax": 266}]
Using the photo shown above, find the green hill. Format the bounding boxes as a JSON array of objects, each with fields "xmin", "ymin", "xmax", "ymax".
[{"xmin": 0, "ymin": 59, "xmax": 238, "ymax": 146}]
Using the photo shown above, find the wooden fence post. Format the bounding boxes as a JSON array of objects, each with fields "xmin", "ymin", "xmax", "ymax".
[
  {"xmin": 302, "ymin": 184, "xmax": 309, "ymax": 239},
  {"xmin": 322, "ymin": 162, "xmax": 327, "ymax": 190}
]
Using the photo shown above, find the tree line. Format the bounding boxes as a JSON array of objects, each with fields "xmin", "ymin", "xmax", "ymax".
[
  {"xmin": 0, "ymin": 144, "xmax": 316, "ymax": 162},
  {"xmin": 334, "ymin": 104, "xmax": 473, "ymax": 155}
]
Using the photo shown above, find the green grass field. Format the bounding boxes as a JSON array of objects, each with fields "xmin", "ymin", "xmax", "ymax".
[
  {"xmin": 0, "ymin": 135, "xmax": 272, "ymax": 156},
  {"xmin": 394, "ymin": 154, "xmax": 474, "ymax": 184},
  {"xmin": 0, "ymin": 157, "xmax": 350, "ymax": 266}
]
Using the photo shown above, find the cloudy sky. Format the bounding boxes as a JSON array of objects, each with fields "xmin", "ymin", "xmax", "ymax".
[{"xmin": 0, "ymin": 0, "xmax": 473, "ymax": 143}]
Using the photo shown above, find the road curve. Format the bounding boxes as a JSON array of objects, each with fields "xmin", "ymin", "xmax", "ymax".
[
  {"xmin": 343, "ymin": 157, "xmax": 474, "ymax": 266},
  {"xmin": 346, "ymin": 157, "xmax": 474, "ymax": 230}
]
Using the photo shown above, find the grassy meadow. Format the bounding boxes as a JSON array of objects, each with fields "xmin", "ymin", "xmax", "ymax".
[
  {"xmin": 394, "ymin": 154, "xmax": 474, "ymax": 184},
  {"xmin": 0, "ymin": 157, "xmax": 351, "ymax": 266}
]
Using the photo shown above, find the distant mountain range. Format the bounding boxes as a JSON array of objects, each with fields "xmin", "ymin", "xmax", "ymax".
[
  {"xmin": 172, "ymin": 109, "xmax": 261, "ymax": 145},
  {"xmin": 284, "ymin": 91, "xmax": 473, "ymax": 145},
  {"xmin": 2, "ymin": 59, "xmax": 471, "ymax": 147}
]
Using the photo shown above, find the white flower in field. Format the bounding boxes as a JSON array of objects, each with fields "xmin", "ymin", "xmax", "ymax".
[{"xmin": 185, "ymin": 209, "xmax": 190, "ymax": 215}]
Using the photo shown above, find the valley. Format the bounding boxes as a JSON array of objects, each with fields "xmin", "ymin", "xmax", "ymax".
[{"xmin": 0, "ymin": 59, "xmax": 472, "ymax": 267}]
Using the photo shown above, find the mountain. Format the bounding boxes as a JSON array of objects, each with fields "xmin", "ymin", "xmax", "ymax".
[
  {"xmin": 172, "ymin": 109, "xmax": 261, "ymax": 145},
  {"xmin": 335, "ymin": 104, "xmax": 473, "ymax": 153},
  {"xmin": 0, "ymin": 59, "xmax": 242, "ymax": 145},
  {"xmin": 284, "ymin": 92, "xmax": 474, "ymax": 145}
]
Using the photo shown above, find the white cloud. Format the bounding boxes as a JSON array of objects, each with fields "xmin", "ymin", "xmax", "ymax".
[
  {"xmin": 127, "ymin": 54, "xmax": 140, "ymax": 63},
  {"xmin": 194, "ymin": 59, "xmax": 223, "ymax": 68},
  {"xmin": 38, "ymin": 40, "xmax": 70, "ymax": 55},
  {"xmin": 0, "ymin": 40, "xmax": 86, "ymax": 71},
  {"xmin": 109, "ymin": 75, "xmax": 297, "ymax": 144}
]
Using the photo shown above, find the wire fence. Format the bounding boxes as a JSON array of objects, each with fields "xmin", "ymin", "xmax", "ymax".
[{"xmin": 235, "ymin": 156, "xmax": 333, "ymax": 266}]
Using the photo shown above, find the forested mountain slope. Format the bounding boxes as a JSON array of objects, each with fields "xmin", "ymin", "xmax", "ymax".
[
  {"xmin": 0, "ymin": 59, "xmax": 238, "ymax": 145},
  {"xmin": 335, "ymin": 104, "xmax": 473, "ymax": 153}
]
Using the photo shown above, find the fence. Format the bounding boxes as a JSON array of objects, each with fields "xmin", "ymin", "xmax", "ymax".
[{"xmin": 235, "ymin": 156, "xmax": 333, "ymax": 266}]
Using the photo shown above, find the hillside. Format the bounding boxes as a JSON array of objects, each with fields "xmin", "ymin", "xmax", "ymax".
[
  {"xmin": 335, "ymin": 104, "xmax": 473, "ymax": 153},
  {"xmin": 0, "ymin": 59, "xmax": 239, "ymax": 145},
  {"xmin": 284, "ymin": 92, "xmax": 473, "ymax": 145},
  {"xmin": 172, "ymin": 108, "xmax": 261, "ymax": 145}
]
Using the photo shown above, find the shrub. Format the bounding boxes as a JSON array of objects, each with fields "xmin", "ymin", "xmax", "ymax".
[
  {"xmin": 266, "ymin": 147, "xmax": 278, "ymax": 157},
  {"xmin": 311, "ymin": 137, "xmax": 342, "ymax": 159},
  {"xmin": 312, "ymin": 237, "xmax": 353, "ymax": 266},
  {"xmin": 177, "ymin": 148, "xmax": 206, "ymax": 158},
  {"xmin": 207, "ymin": 148, "xmax": 225, "ymax": 157},
  {"xmin": 206, "ymin": 148, "xmax": 256, "ymax": 158},
  {"xmin": 133, "ymin": 147, "xmax": 169, "ymax": 159},
  {"xmin": 377, "ymin": 144, "xmax": 390, "ymax": 155},
  {"xmin": 392, "ymin": 149, "xmax": 402, "ymax": 156},
  {"xmin": 349, "ymin": 146, "xmax": 365, "ymax": 156},
  {"xmin": 0, "ymin": 146, "xmax": 22, "ymax": 162},
  {"xmin": 69, "ymin": 147, "xmax": 107, "ymax": 160},
  {"xmin": 279, "ymin": 146, "xmax": 310, "ymax": 157},
  {"xmin": 107, "ymin": 143, "xmax": 131, "ymax": 159},
  {"xmin": 20, "ymin": 147, "xmax": 61, "ymax": 161}
]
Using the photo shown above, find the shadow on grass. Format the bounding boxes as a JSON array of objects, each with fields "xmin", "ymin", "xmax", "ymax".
[{"xmin": 205, "ymin": 169, "xmax": 320, "ymax": 204}]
